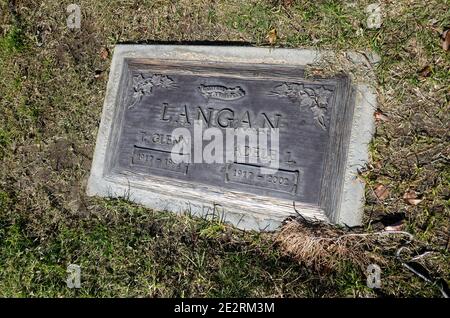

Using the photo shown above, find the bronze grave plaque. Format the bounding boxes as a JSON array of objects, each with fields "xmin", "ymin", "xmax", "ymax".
[{"xmin": 87, "ymin": 46, "xmax": 376, "ymax": 230}]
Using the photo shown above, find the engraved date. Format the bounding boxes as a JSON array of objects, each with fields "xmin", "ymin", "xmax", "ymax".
[
  {"xmin": 226, "ymin": 163, "xmax": 300, "ymax": 195},
  {"xmin": 132, "ymin": 146, "xmax": 189, "ymax": 175}
]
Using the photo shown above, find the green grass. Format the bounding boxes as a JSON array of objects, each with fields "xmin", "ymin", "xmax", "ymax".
[
  {"xmin": 0, "ymin": 26, "xmax": 24, "ymax": 54},
  {"xmin": 0, "ymin": 199, "xmax": 330, "ymax": 297},
  {"xmin": 0, "ymin": 0, "xmax": 449, "ymax": 297}
]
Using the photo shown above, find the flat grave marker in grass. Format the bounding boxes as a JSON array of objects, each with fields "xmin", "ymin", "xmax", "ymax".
[{"xmin": 87, "ymin": 45, "xmax": 377, "ymax": 231}]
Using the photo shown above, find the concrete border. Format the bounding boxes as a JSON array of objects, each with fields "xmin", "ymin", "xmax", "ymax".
[{"xmin": 87, "ymin": 45, "xmax": 377, "ymax": 230}]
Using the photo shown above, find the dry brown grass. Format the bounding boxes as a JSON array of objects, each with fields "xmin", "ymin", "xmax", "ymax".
[{"xmin": 275, "ymin": 220, "xmax": 415, "ymax": 274}]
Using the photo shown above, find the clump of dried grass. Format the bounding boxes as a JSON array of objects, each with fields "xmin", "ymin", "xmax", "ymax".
[{"xmin": 275, "ymin": 220, "xmax": 399, "ymax": 273}]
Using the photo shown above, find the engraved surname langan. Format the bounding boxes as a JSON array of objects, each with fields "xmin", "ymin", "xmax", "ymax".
[
  {"xmin": 157, "ymin": 103, "xmax": 282, "ymax": 129},
  {"xmin": 198, "ymin": 84, "xmax": 245, "ymax": 101},
  {"xmin": 225, "ymin": 163, "xmax": 300, "ymax": 195}
]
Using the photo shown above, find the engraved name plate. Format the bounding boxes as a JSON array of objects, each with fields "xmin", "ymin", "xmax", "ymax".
[{"xmin": 87, "ymin": 46, "xmax": 376, "ymax": 231}]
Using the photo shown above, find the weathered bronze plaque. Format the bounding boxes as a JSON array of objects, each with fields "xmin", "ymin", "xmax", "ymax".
[{"xmin": 87, "ymin": 46, "xmax": 376, "ymax": 230}]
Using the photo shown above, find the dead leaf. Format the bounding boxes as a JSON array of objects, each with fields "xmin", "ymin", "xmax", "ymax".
[
  {"xmin": 403, "ymin": 190, "xmax": 423, "ymax": 205},
  {"xmin": 266, "ymin": 29, "xmax": 277, "ymax": 45},
  {"xmin": 375, "ymin": 109, "xmax": 389, "ymax": 122},
  {"xmin": 100, "ymin": 47, "xmax": 109, "ymax": 60},
  {"xmin": 442, "ymin": 29, "xmax": 450, "ymax": 51},
  {"xmin": 418, "ymin": 65, "xmax": 432, "ymax": 78},
  {"xmin": 407, "ymin": 198, "xmax": 423, "ymax": 205},
  {"xmin": 374, "ymin": 184, "xmax": 390, "ymax": 201},
  {"xmin": 385, "ymin": 221, "xmax": 404, "ymax": 232}
]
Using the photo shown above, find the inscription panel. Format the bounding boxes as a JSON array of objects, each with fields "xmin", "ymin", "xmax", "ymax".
[
  {"xmin": 108, "ymin": 61, "xmax": 351, "ymax": 206},
  {"xmin": 225, "ymin": 163, "xmax": 300, "ymax": 195}
]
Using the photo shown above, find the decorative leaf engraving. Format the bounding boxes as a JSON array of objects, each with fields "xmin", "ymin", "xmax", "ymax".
[
  {"xmin": 269, "ymin": 83, "xmax": 334, "ymax": 130},
  {"xmin": 198, "ymin": 84, "xmax": 246, "ymax": 101},
  {"xmin": 128, "ymin": 74, "xmax": 177, "ymax": 109}
]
